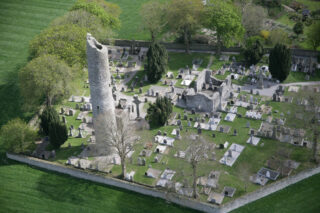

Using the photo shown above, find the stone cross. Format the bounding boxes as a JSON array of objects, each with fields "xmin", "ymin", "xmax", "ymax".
[{"xmin": 133, "ymin": 95, "xmax": 141, "ymax": 119}]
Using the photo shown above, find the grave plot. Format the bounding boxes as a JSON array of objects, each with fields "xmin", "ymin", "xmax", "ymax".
[
  {"xmin": 155, "ymin": 135, "xmax": 175, "ymax": 146},
  {"xmin": 224, "ymin": 113, "xmax": 236, "ymax": 122},
  {"xmin": 245, "ymin": 110, "xmax": 262, "ymax": 120},
  {"xmin": 145, "ymin": 168, "xmax": 162, "ymax": 179},
  {"xmin": 246, "ymin": 135, "xmax": 261, "ymax": 146},
  {"xmin": 219, "ymin": 143, "xmax": 245, "ymax": 167},
  {"xmin": 156, "ymin": 169, "xmax": 176, "ymax": 188}
]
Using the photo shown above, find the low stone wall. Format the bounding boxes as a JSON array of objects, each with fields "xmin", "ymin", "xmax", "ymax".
[
  {"xmin": 6, "ymin": 153, "xmax": 320, "ymax": 213},
  {"xmin": 108, "ymin": 39, "xmax": 319, "ymax": 58},
  {"xmin": 6, "ymin": 153, "xmax": 219, "ymax": 213},
  {"xmin": 220, "ymin": 166, "xmax": 320, "ymax": 213}
]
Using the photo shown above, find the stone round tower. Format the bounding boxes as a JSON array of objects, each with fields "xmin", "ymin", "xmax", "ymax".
[{"xmin": 86, "ymin": 33, "xmax": 115, "ymax": 155}]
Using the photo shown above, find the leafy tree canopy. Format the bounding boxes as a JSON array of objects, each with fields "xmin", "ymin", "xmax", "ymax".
[
  {"xmin": 307, "ymin": 22, "xmax": 320, "ymax": 50},
  {"xmin": 51, "ymin": 10, "xmax": 114, "ymax": 42},
  {"xmin": 204, "ymin": 0, "xmax": 244, "ymax": 53},
  {"xmin": 0, "ymin": 118, "xmax": 37, "ymax": 153},
  {"xmin": 71, "ymin": 0, "xmax": 120, "ymax": 29},
  {"xmin": 293, "ymin": 22, "xmax": 304, "ymax": 36},
  {"xmin": 19, "ymin": 55, "xmax": 73, "ymax": 107},
  {"xmin": 30, "ymin": 25, "xmax": 87, "ymax": 67}
]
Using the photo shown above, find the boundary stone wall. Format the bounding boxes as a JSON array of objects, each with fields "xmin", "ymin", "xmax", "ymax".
[
  {"xmin": 6, "ymin": 153, "xmax": 219, "ymax": 213},
  {"xmin": 108, "ymin": 39, "xmax": 319, "ymax": 58},
  {"xmin": 6, "ymin": 153, "xmax": 320, "ymax": 213}
]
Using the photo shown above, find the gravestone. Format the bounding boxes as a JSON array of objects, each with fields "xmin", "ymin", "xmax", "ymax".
[
  {"xmin": 233, "ymin": 129, "xmax": 237, "ymax": 136},
  {"xmin": 246, "ymin": 121, "xmax": 250, "ymax": 128}
]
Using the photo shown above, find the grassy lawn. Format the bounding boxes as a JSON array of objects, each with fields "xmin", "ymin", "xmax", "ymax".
[
  {"xmin": 0, "ymin": 155, "xmax": 198, "ymax": 213},
  {"xmin": 107, "ymin": 0, "xmax": 168, "ymax": 40},
  {"xmin": 0, "ymin": 0, "xmax": 76, "ymax": 126},
  {"xmin": 284, "ymin": 70, "xmax": 320, "ymax": 83},
  {"xmin": 232, "ymin": 173, "xmax": 320, "ymax": 213}
]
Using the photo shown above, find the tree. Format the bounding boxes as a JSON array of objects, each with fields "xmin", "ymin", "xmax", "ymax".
[
  {"xmin": 293, "ymin": 22, "xmax": 304, "ymax": 37},
  {"xmin": 146, "ymin": 96, "xmax": 172, "ymax": 127},
  {"xmin": 102, "ymin": 110, "xmax": 137, "ymax": 179},
  {"xmin": 306, "ymin": 22, "xmax": 320, "ymax": 50},
  {"xmin": 140, "ymin": 1, "xmax": 167, "ymax": 42},
  {"xmin": 287, "ymin": 87, "xmax": 320, "ymax": 162},
  {"xmin": 39, "ymin": 106, "xmax": 60, "ymax": 136},
  {"xmin": 242, "ymin": 5, "xmax": 267, "ymax": 37},
  {"xmin": 29, "ymin": 25, "xmax": 87, "ymax": 67},
  {"xmin": 269, "ymin": 29, "xmax": 288, "ymax": 46},
  {"xmin": 0, "ymin": 118, "xmax": 37, "ymax": 153},
  {"xmin": 51, "ymin": 10, "xmax": 114, "ymax": 42},
  {"xmin": 71, "ymin": 0, "xmax": 120, "ymax": 30},
  {"xmin": 166, "ymin": 0, "xmax": 204, "ymax": 53},
  {"xmin": 204, "ymin": 0, "xmax": 244, "ymax": 55},
  {"xmin": 48, "ymin": 119, "xmax": 68, "ymax": 149},
  {"xmin": 235, "ymin": 0, "xmax": 252, "ymax": 14},
  {"xmin": 184, "ymin": 135, "xmax": 210, "ymax": 198},
  {"xmin": 269, "ymin": 44, "xmax": 291, "ymax": 82},
  {"xmin": 146, "ymin": 42, "xmax": 168, "ymax": 83},
  {"xmin": 243, "ymin": 37, "xmax": 264, "ymax": 65},
  {"xmin": 19, "ymin": 55, "xmax": 73, "ymax": 107}
]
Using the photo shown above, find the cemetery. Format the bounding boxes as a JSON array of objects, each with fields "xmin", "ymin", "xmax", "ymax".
[
  {"xmin": 33, "ymin": 35, "xmax": 319, "ymax": 205},
  {"xmin": 0, "ymin": 0, "xmax": 319, "ymax": 212}
]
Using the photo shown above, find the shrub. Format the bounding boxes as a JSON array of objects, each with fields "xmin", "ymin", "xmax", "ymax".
[
  {"xmin": 146, "ymin": 42, "xmax": 168, "ymax": 83},
  {"xmin": 244, "ymin": 38, "xmax": 264, "ymax": 65},
  {"xmin": 40, "ymin": 106, "xmax": 60, "ymax": 136},
  {"xmin": 293, "ymin": 22, "xmax": 304, "ymax": 36},
  {"xmin": 48, "ymin": 119, "xmax": 68, "ymax": 149},
  {"xmin": 0, "ymin": 118, "xmax": 37, "ymax": 153},
  {"xmin": 260, "ymin": 30, "xmax": 270, "ymax": 40},
  {"xmin": 146, "ymin": 96, "xmax": 172, "ymax": 127},
  {"xmin": 269, "ymin": 43, "xmax": 291, "ymax": 82}
]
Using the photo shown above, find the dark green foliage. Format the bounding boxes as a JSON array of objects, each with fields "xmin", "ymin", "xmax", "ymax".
[
  {"xmin": 269, "ymin": 44, "xmax": 291, "ymax": 82},
  {"xmin": 244, "ymin": 37, "xmax": 264, "ymax": 65},
  {"xmin": 146, "ymin": 42, "xmax": 168, "ymax": 83},
  {"xmin": 293, "ymin": 22, "xmax": 304, "ymax": 36},
  {"xmin": 40, "ymin": 106, "xmax": 60, "ymax": 136},
  {"xmin": 146, "ymin": 97, "xmax": 172, "ymax": 127},
  {"xmin": 49, "ymin": 120, "xmax": 68, "ymax": 149}
]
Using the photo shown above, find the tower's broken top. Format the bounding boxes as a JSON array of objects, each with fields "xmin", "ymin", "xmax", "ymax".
[{"xmin": 86, "ymin": 33, "xmax": 104, "ymax": 51}]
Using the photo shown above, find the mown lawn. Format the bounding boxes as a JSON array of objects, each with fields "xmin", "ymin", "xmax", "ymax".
[
  {"xmin": 232, "ymin": 173, "xmax": 320, "ymax": 213},
  {"xmin": 0, "ymin": 155, "xmax": 198, "ymax": 213},
  {"xmin": 0, "ymin": 0, "xmax": 76, "ymax": 126},
  {"xmin": 107, "ymin": 0, "xmax": 168, "ymax": 40}
]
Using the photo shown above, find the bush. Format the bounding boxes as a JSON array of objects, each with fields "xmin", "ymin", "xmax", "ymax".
[
  {"xmin": 40, "ymin": 106, "xmax": 60, "ymax": 136},
  {"xmin": 0, "ymin": 118, "xmax": 37, "ymax": 153},
  {"xmin": 244, "ymin": 38, "xmax": 264, "ymax": 65},
  {"xmin": 146, "ymin": 42, "xmax": 168, "ymax": 83},
  {"xmin": 48, "ymin": 120, "xmax": 68, "ymax": 149},
  {"xmin": 260, "ymin": 30, "xmax": 270, "ymax": 40},
  {"xmin": 269, "ymin": 29, "xmax": 289, "ymax": 45},
  {"xmin": 146, "ymin": 96, "xmax": 172, "ymax": 127},
  {"xmin": 293, "ymin": 22, "xmax": 304, "ymax": 36},
  {"xmin": 269, "ymin": 43, "xmax": 291, "ymax": 82}
]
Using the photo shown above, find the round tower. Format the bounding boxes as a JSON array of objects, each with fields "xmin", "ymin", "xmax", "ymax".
[{"xmin": 86, "ymin": 33, "xmax": 115, "ymax": 155}]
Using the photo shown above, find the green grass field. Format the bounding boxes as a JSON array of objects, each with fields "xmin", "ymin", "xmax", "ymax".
[
  {"xmin": 232, "ymin": 173, "xmax": 320, "ymax": 213},
  {"xmin": 0, "ymin": 0, "xmax": 75, "ymax": 126},
  {"xmin": 107, "ymin": 0, "xmax": 168, "ymax": 40},
  {"xmin": 0, "ymin": 155, "xmax": 198, "ymax": 213}
]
